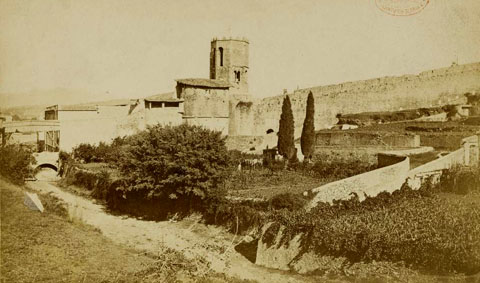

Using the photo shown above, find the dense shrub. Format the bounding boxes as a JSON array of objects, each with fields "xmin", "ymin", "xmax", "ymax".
[
  {"xmin": 270, "ymin": 193, "xmax": 307, "ymax": 211},
  {"xmin": 111, "ymin": 124, "xmax": 230, "ymax": 214},
  {"xmin": 435, "ymin": 166, "xmax": 480, "ymax": 195},
  {"xmin": 308, "ymin": 155, "xmax": 376, "ymax": 179},
  {"xmin": 72, "ymin": 137, "xmax": 126, "ymax": 164},
  {"xmin": 73, "ymin": 170, "xmax": 98, "ymax": 191},
  {"xmin": 0, "ymin": 145, "xmax": 35, "ymax": 184},
  {"xmin": 73, "ymin": 143, "xmax": 96, "ymax": 163},
  {"xmin": 202, "ymin": 194, "xmax": 268, "ymax": 234}
]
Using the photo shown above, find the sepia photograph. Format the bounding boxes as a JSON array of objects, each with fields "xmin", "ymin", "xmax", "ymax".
[{"xmin": 1, "ymin": 0, "xmax": 480, "ymax": 282}]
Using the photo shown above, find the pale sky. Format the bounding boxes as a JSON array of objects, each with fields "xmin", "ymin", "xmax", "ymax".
[{"xmin": 1, "ymin": 0, "xmax": 480, "ymax": 104}]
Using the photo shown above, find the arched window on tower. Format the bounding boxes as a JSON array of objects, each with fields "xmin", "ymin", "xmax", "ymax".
[
  {"xmin": 219, "ymin": 47, "xmax": 224, "ymax": 66},
  {"xmin": 235, "ymin": 70, "xmax": 241, "ymax": 83}
]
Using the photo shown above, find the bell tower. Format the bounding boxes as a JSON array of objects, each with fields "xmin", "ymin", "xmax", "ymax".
[{"xmin": 210, "ymin": 37, "xmax": 249, "ymax": 95}]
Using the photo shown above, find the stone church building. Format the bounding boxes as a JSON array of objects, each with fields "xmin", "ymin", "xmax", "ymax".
[
  {"xmin": 175, "ymin": 37, "xmax": 254, "ymax": 136},
  {"xmin": 44, "ymin": 37, "xmax": 259, "ymax": 151}
]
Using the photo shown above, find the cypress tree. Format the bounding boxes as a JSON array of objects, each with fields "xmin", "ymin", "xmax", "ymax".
[
  {"xmin": 300, "ymin": 91, "xmax": 315, "ymax": 162},
  {"xmin": 277, "ymin": 95, "xmax": 295, "ymax": 160}
]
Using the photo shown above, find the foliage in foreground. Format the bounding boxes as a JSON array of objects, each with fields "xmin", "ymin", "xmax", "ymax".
[
  {"xmin": 0, "ymin": 144, "xmax": 35, "ymax": 184},
  {"xmin": 117, "ymin": 124, "xmax": 230, "ymax": 201},
  {"xmin": 66, "ymin": 124, "xmax": 232, "ymax": 218},
  {"xmin": 266, "ymin": 166, "xmax": 480, "ymax": 275}
]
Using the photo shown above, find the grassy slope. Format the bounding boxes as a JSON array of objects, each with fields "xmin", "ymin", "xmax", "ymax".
[
  {"xmin": 1, "ymin": 178, "xmax": 154, "ymax": 282},
  {"xmin": 0, "ymin": 178, "xmax": 255, "ymax": 283}
]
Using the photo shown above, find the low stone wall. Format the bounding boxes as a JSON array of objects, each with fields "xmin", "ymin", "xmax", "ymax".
[
  {"xmin": 377, "ymin": 146, "xmax": 434, "ymax": 167},
  {"xmin": 377, "ymin": 153, "xmax": 407, "ymax": 168},
  {"xmin": 419, "ymin": 133, "xmax": 470, "ymax": 150},
  {"xmin": 313, "ymin": 146, "xmax": 386, "ymax": 165},
  {"xmin": 315, "ymin": 131, "xmax": 420, "ymax": 148},
  {"xmin": 305, "ymin": 156, "xmax": 410, "ymax": 210},
  {"xmin": 225, "ymin": 135, "xmax": 264, "ymax": 152},
  {"xmin": 407, "ymin": 135, "xmax": 479, "ymax": 189}
]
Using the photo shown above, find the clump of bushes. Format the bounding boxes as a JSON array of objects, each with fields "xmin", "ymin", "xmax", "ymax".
[
  {"xmin": 72, "ymin": 137, "xmax": 126, "ymax": 164},
  {"xmin": 434, "ymin": 166, "xmax": 480, "ymax": 195},
  {"xmin": 202, "ymin": 195, "xmax": 268, "ymax": 234},
  {"xmin": 270, "ymin": 193, "xmax": 307, "ymax": 211},
  {"xmin": 0, "ymin": 145, "xmax": 35, "ymax": 184},
  {"xmin": 308, "ymin": 154, "xmax": 376, "ymax": 179},
  {"xmin": 62, "ymin": 166, "xmax": 113, "ymax": 200}
]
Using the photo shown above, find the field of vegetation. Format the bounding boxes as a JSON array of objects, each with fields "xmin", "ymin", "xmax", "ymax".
[
  {"xmin": 265, "ymin": 166, "xmax": 480, "ymax": 276},
  {"xmin": 4, "ymin": 116, "xmax": 476, "ymax": 280}
]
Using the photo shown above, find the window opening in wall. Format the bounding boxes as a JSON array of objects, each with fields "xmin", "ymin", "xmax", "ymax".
[
  {"xmin": 164, "ymin": 102, "xmax": 178, "ymax": 107},
  {"xmin": 235, "ymin": 71, "xmax": 241, "ymax": 83},
  {"xmin": 219, "ymin": 47, "xmax": 223, "ymax": 66}
]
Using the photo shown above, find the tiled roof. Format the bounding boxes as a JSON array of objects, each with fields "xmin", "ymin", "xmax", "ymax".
[
  {"xmin": 144, "ymin": 92, "xmax": 182, "ymax": 102},
  {"xmin": 175, "ymin": 78, "xmax": 232, "ymax": 88}
]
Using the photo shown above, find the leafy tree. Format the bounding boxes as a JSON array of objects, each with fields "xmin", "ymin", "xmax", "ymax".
[
  {"xmin": 117, "ymin": 124, "xmax": 230, "ymax": 203},
  {"xmin": 0, "ymin": 144, "xmax": 35, "ymax": 184},
  {"xmin": 300, "ymin": 91, "xmax": 315, "ymax": 162},
  {"xmin": 277, "ymin": 95, "xmax": 295, "ymax": 161},
  {"xmin": 73, "ymin": 143, "xmax": 96, "ymax": 163}
]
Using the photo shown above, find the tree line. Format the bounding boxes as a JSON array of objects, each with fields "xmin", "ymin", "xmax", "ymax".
[{"xmin": 277, "ymin": 91, "xmax": 315, "ymax": 165}]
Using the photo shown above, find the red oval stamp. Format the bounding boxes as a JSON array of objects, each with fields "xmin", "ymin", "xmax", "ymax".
[{"xmin": 376, "ymin": 0, "xmax": 429, "ymax": 16}]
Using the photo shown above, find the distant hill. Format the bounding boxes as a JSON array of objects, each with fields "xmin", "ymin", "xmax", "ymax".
[
  {"xmin": 0, "ymin": 88, "xmax": 141, "ymax": 120},
  {"xmin": 0, "ymin": 88, "xmax": 109, "ymax": 108}
]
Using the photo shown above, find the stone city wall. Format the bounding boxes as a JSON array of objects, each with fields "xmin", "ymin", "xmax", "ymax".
[{"xmin": 254, "ymin": 62, "xmax": 480, "ymax": 136}]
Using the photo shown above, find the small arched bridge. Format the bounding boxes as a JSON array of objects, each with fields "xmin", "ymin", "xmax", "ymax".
[{"xmin": 33, "ymin": 152, "xmax": 59, "ymax": 171}]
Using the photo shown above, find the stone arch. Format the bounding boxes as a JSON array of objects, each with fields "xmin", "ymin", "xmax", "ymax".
[{"xmin": 36, "ymin": 163, "xmax": 58, "ymax": 171}]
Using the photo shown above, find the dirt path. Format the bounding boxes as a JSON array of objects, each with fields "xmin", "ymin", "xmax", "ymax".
[{"xmin": 27, "ymin": 180, "xmax": 317, "ymax": 283}]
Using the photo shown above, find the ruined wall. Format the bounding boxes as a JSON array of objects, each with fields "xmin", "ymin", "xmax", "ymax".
[{"xmin": 255, "ymin": 62, "xmax": 480, "ymax": 136}]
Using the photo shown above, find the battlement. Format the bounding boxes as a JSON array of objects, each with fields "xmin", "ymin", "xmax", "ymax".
[
  {"xmin": 211, "ymin": 36, "xmax": 249, "ymax": 44},
  {"xmin": 253, "ymin": 61, "xmax": 480, "ymax": 137},
  {"xmin": 290, "ymin": 61, "xmax": 480, "ymax": 97}
]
